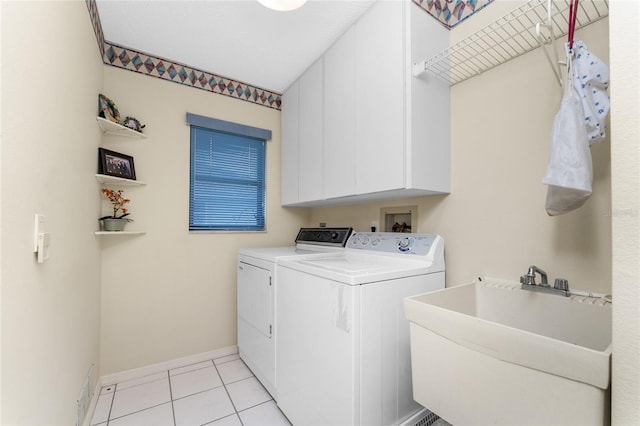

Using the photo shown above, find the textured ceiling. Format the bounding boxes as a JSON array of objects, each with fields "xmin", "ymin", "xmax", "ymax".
[{"xmin": 96, "ymin": 0, "xmax": 376, "ymax": 93}]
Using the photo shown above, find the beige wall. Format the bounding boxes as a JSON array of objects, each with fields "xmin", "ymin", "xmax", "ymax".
[
  {"xmin": 100, "ymin": 67, "xmax": 309, "ymax": 375},
  {"xmin": 310, "ymin": 16, "xmax": 611, "ymax": 294},
  {"xmin": 610, "ymin": 0, "xmax": 640, "ymax": 423},
  {"xmin": 1, "ymin": 0, "xmax": 635, "ymax": 424},
  {"xmin": 1, "ymin": 1, "xmax": 103, "ymax": 424}
]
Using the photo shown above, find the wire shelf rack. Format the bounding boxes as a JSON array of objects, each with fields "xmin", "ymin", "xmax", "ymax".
[{"xmin": 413, "ymin": 0, "xmax": 609, "ymax": 86}]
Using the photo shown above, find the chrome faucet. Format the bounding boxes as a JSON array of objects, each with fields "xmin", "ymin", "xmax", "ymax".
[
  {"xmin": 521, "ymin": 265, "xmax": 548, "ymax": 286},
  {"xmin": 520, "ymin": 265, "xmax": 570, "ymax": 297}
]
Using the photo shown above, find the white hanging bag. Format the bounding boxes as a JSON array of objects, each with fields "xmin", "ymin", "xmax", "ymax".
[
  {"xmin": 542, "ymin": 44, "xmax": 593, "ymax": 216},
  {"xmin": 571, "ymin": 40, "xmax": 610, "ymax": 145}
]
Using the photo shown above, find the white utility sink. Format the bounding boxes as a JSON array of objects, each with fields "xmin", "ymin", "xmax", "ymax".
[{"xmin": 404, "ymin": 277, "xmax": 612, "ymax": 426}]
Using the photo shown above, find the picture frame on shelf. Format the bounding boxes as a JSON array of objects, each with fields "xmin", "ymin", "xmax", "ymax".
[
  {"xmin": 98, "ymin": 148, "xmax": 136, "ymax": 181},
  {"xmin": 98, "ymin": 94, "xmax": 121, "ymax": 123}
]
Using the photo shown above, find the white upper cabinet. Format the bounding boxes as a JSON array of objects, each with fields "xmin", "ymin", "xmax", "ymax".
[
  {"xmin": 355, "ymin": 1, "xmax": 405, "ymax": 195},
  {"xmin": 281, "ymin": 0, "xmax": 450, "ymax": 207},
  {"xmin": 407, "ymin": 0, "xmax": 451, "ymax": 194},
  {"xmin": 281, "ymin": 80, "xmax": 299, "ymax": 205},
  {"xmin": 281, "ymin": 58, "xmax": 324, "ymax": 204},
  {"xmin": 298, "ymin": 58, "xmax": 324, "ymax": 203},
  {"xmin": 324, "ymin": 26, "xmax": 357, "ymax": 199}
]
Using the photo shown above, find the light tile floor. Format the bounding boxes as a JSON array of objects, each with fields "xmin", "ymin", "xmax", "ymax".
[{"xmin": 91, "ymin": 354, "xmax": 291, "ymax": 426}]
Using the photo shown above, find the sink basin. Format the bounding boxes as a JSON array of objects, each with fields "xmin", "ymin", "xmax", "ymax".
[{"xmin": 404, "ymin": 277, "xmax": 612, "ymax": 426}]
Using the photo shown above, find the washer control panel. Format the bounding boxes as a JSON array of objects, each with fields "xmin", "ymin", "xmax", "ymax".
[{"xmin": 346, "ymin": 232, "xmax": 438, "ymax": 256}]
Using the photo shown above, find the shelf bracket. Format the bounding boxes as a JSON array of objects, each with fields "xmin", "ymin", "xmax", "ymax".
[
  {"xmin": 413, "ymin": 60, "xmax": 428, "ymax": 77},
  {"xmin": 535, "ymin": 0, "xmax": 565, "ymax": 87}
]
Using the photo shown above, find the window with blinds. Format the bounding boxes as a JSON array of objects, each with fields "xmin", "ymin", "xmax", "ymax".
[{"xmin": 187, "ymin": 113, "xmax": 271, "ymax": 231}]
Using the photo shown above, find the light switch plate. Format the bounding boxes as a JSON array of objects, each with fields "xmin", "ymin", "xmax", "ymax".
[
  {"xmin": 34, "ymin": 214, "xmax": 46, "ymax": 252},
  {"xmin": 37, "ymin": 233, "xmax": 51, "ymax": 263}
]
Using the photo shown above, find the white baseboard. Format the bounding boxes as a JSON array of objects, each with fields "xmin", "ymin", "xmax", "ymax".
[
  {"xmin": 82, "ymin": 346, "xmax": 238, "ymax": 425},
  {"xmin": 100, "ymin": 345, "xmax": 238, "ymax": 387}
]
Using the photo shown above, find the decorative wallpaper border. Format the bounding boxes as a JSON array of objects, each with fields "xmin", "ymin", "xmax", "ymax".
[
  {"xmin": 84, "ymin": 0, "xmax": 493, "ymax": 109},
  {"xmin": 103, "ymin": 42, "xmax": 282, "ymax": 110},
  {"xmin": 412, "ymin": 0, "xmax": 494, "ymax": 29},
  {"xmin": 84, "ymin": 1, "xmax": 282, "ymax": 111},
  {"xmin": 85, "ymin": 0, "xmax": 105, "ymax": 57}
]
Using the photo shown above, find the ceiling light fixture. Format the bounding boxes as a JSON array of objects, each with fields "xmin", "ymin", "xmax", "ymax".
[{"xmin": 257, "ymin": 0, "xmax": 307, "ymax": 12}]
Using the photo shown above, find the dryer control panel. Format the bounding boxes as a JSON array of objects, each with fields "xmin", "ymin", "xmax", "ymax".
[
  {"xmin": 346, "ymin": 232, "xmax": 439, "ymax": 257},
  {"xmin": 295, "ymin": 227, "xmax": 353, "ymax": 247}
]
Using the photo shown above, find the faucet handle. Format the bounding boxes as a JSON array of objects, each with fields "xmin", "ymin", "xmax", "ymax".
[
  {"xmin": 520, "ymin": 274, "xmax": 535, "ymax": 286},
  {"xmin": 554, "ymin": 278, "xmax": 569, "ymax": 291}
]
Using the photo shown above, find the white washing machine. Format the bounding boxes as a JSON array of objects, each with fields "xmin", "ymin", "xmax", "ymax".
[
  {"xmin": 237, "ymin": 227, "xmax": 352, "ymax": 398},
  {"xmin": 275, "ymin": 232, "xmax": 445, "ymax": 426}
]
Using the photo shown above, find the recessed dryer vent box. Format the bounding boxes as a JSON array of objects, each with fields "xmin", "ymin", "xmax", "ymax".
[{"xmin": 380, "ymin": 205, "xmax": 416, "ymax": 233}]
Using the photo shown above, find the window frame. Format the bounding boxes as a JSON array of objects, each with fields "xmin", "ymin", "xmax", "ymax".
[{"xmin": 187, "ymin": 113, "xmax": 271, "ymax": 232}]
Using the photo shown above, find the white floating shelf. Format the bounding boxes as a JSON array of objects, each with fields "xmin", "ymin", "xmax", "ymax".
[
  {"xmin": 95, "ymin": 174, "xmax": 146, "ymax": 186},
  {"xmin": 96, "ymin": 116, "xmax": 148, "ymax": 139},
  {"xmin": 95, "ymin": 231, "xmax": 146, "ymax": 236}
]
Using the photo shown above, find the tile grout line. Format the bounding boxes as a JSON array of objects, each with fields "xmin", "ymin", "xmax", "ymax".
[
  {"xmin": 216, "ymin": 360, "xmax": 283, "ymax": 423},
  {"xmin": 214, "ymin": 360, "xmax": 245, "ymax": 425},
  {"xmin": 171, "ymin": 382, "xmax": 226, "ymax": 403},
  {"xmin": 107, "ymin": 402, "xmax": 174, "ymax": 423},
  {"xmin": 236, "ymin": 399, "xmax": 279, "ymax": 415},
  {"xmin": 110, "ymin": 374, "xmax": 168, "ymax": 392},
  {"xmin": 96, "ymin": 354, "xmax": 277, "ymax": 425},
  {"xmin": 105, "ymin": 376, "xmax": 173, "ymax": 423},
  {"xmin": 201, "ymin": 413, "xmax": 239, "ymax": 426},
  {"xmin": 167, "ymin": 370, "xmax": 177, "ymax": 426},
  {"xmin": 104, "ymin": 384, "xmax": 116, "ymax": 426},
  {"xmin": 169, "ymin": 360, "xmax": 215, "ymax": 378},
  {"xmin": 213, "ymin": 355, "xmax": 241, "ymax": 366},
  {"xmin": 96, "ymin": 384, "xmax": 118, "ymax": 426},
  {"xmin": 107, "ymin": 383, "xmax": 118, "ymax": 426}
]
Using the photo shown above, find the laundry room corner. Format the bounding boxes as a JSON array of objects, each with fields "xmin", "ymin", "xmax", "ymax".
[{"xmin": 98, "ymin": 66, "xmax": 309, "ymax": 376}]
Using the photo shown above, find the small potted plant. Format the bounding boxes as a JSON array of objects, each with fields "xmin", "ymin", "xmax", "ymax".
[{"xmin": 100, "ymin": 188, "xmax": 133, "ymax": 231}]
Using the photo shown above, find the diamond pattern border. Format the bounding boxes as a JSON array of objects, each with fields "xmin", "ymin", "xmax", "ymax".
[
  {"xmin": 84, "ymin": 1, "xmax": 281, "ymax": 110},
  {"xmin": 85, "ymin": 0, "xmax": 105, "ymax": 57},
  {"xmin": 103, "ymin": 42, "xmax": 282, "ymax": 110},
  {"xmin": 85, "ymin": 0, "xmax": 493, "ymax": 109},
  {"xmin": 412, "ymin": 0, "xmax": 494, "ymax": 29}
]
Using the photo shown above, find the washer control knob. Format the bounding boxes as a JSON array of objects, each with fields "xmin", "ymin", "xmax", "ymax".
[
  {"xmin": 361, "ymin": 236, "xmax": 370, "ymax": 245},
  {"xmin": 371, "ymin": 237, "xmax": 381, "ymax": 246},
  {"xmin": 398, "ymin": 237, "xmax": 414, "ymax": 252}
]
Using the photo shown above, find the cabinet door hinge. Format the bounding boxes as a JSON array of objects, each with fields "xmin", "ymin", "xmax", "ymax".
[{"xmin": 269, "ymin": 276, "xmax": 272, "ymax": 286}]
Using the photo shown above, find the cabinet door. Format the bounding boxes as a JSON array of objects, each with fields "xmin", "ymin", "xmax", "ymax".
[
  {"xmin": 323, "ymin": 26, "xmax": 356, "ymax": 199},
  {"xmin": 355, "ymin": 1, "xmax": 405, "ymax": 194},
  {"xmin": 281, "ymin": 82, "xmax": 300, "ymax": 205},
  {"xmin": 409, "ymin": 3, "xmax": 451, "ymax": 193},
  {"xmin": 298, "ymin": 58, "xmax": 324, "ymax": 203}
]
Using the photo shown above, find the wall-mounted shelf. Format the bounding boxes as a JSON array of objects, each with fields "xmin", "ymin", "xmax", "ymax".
[
  {"xmin": 413, "ymin": 0, "xmax": 609, "ymax": 86},
  {"xmin": 94, "ymin": 231, "xmax": 146, "ymax": 236},
  {"xmin": 95, "ymin": 174, "xmax": 146, "ymax": 186},
  {"xmin": 95, "ymin": 111, "xmax": 148, "ymax": 237},
  {"xmin": 96, "ymin": 116, "xmax": 147, "ymax": 139}
]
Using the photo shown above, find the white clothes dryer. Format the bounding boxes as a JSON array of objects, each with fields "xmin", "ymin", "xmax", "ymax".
[
  {"xmin": 237, "ymin": 227, "xmax": 352, "ymax": 398},
  {"xmin": 275, "ymin": 232, "xmax": 445, "ymax": 426}
]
